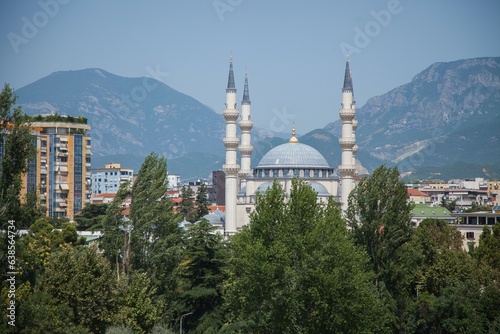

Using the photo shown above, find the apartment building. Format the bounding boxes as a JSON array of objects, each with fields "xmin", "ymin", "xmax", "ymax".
[
  {"xmin": 22, "ymin": 121, "xmax": 92, "ymax": 220},
  {"xmin": 91, "ymin": 163, "xmax": 133, "ymax": 195}
]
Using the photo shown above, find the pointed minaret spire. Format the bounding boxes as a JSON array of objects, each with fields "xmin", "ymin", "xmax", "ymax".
[
  {"xmin": 338, "ymin": 56, "xmax": 357, "ymax": 211},
  {"xmin": 242, "ymin": 71, "xmax": 250, "ymax": 105},
  {"xmin": 223, "ymin": 55, "xmax": 240, "ymax": 234},
  {"xmin": 239, "ymin": 69, "xmax": 254, "ymax": 194},
  {"xmin": 227, "ymin": 54, "xmax": 236, "ymax": 91},
  {"xmin": 342, "ymin": 54, "xmax": 353, "ymax": 93}
]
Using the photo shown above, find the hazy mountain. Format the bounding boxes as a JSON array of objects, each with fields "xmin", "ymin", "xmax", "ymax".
[
  {"xmin": 14, "ymin": 57, "xmax": 500, "ymax": 181},
  {"xmin": 16, "ymin": 68, "xmax": 227, "ymax": 161},
  {"xmin": 325, "ymin": 57, "xmax": 500, "ymax": 177},
  {"xmin": 15, "ymin": 68, "xmax": 288, "ymax": 179}
]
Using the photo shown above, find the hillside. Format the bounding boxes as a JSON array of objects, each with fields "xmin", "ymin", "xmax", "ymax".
[
  {"xmin": 16, "ymin": 68, "xmax": 227, "ymax": 161},
  {"xmin": 325, "ymin": 57, "xmax": 500, "ymax": 176}
]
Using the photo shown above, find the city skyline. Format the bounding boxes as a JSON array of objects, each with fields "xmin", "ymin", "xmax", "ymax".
[{"xmin": 1, "ymin": 0, "xmax": 499, "ymax": 133}]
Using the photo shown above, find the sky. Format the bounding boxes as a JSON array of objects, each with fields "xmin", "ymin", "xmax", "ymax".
[{"xmin": 1, "ymin": 0, "xmax": 499, "ymax": 134}]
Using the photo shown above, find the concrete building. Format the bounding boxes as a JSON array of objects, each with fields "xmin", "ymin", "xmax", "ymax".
[
  {"xmin": 411, "ymin": 204, "xmax": 455, "ymax": 227},
  {"xmin": 25, "ymin": 121, "xmax": 92, "ymax": 220},
  {"xmin": 91, "ymin": 163, "xmax": 133, "ymax": 195},
  {"xmin": 407, "ymin": 188, "xmax": 431, "ymax": 204},
  {"xmin": 452, "ymin": 210, "xmax": 500, "ymax": 251},
  {"xmin": 168, "ymin": 174, "xmax": 181, "ymax": 189}
]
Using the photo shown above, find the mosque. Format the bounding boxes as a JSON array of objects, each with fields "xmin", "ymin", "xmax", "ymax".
[{"xmin": 221, "ymin": 56, "xmax": 358, "ymax": 233}]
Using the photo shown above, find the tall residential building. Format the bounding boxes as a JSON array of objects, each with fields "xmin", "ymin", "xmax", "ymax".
[
  {"xmin": 22, "ymin": 121, "xmax": 92, "ymax": 220},
  {"xmin": 91, "ymin": 163, "xmax": 133, "ymax": 195}
]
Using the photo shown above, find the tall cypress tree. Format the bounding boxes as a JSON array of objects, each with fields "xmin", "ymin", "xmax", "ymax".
[
  {"xmin": 195, "ymin": 183, "xmax": 210, "ymax": 220},
  {"xmin": 0, "ymin": 84, "xmax": 37, "ymax": 227},
  {"xmin": 130, "ymin": 152, "xmax": 181, "ymax": 318}
]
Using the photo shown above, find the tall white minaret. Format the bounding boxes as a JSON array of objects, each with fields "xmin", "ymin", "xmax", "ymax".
[
  {"xmin": 238, "ymin": 72, "xmax": 253, "ymax": 189},
  {"xmin": 223, "ymin": 56, "xmax": 240, "ymax": 234},
  {"xmin": 338, "ymin": 55, "xmax": 357, "ymax": 210}
]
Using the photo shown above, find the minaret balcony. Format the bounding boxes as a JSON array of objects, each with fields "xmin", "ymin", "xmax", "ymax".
[
  {"xmin": 238, "ymin": 145, "xmax": 254, "ymax": 155},
  {"xmin": 223, "ymin": 164, "xmax": 240, "ymax": 174},
  {"xmin": 338, "ymin": 165, "xmax": 357, "ymax": 176},
  {"xmin": 238, "ymin": 120, "xmax": 254, "ymax": 130},
  {"xmin": 223, "ymin": 137, "xmax": 240, "ymax": 148},
  {"xmin": 339, "ymin": 137, "xmax": 356, "ymax": 149},
  {"xmin": 223, "ymin": 110, "xmax": 239, "ymax": 121},
  {"xmin": 339, "ymin": 109, "xmax": 356, "ymax": 121}
]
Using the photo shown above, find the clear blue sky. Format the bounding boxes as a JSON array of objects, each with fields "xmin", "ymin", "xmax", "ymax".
[{"xmin": 1, "ymin": 0, "xmax": 499, "ymax": 134}]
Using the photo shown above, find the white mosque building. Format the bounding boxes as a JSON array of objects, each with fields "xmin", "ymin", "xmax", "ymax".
[{"xmin": 221, "ymin": 56, "xmax": 358, "ymax": 234}]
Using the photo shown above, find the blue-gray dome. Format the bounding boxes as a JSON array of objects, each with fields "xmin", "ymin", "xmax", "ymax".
[
  {"xmin": 256, "ymin": 182, "xmax": 274, "ymax": 193},
  {"xmin": 308, "ymin": 182, "xmax": 330, "ymax": 196},
  {"xmin": 256, "ymin": 143, "xmax": 330, "ymax": 168}
]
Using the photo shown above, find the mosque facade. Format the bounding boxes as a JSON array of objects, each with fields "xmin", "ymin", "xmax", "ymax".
[{"xmin": 222, "ymin": 56, "xmax": 357, "ymax": 233}]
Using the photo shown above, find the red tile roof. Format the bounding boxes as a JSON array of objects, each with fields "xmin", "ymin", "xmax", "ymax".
[{"xmin": 407, "ymin": 188, "xmax": 430, "ymax": 197}]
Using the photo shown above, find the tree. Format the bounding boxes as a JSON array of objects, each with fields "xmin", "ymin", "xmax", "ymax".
[
  {"xmin": 129, "ymin": 152, "xmax": 181, "ymax": 318},
  {"xmin": 18, "ymin": 190, "xmax": 45, "ymax": 229},
  {"xmin": 114, "ymin": 272, "xmax": 163, "ymax": 334},
  {"xmin": 223, "ymin": 180, "xmax": 390, "ymax": 333},
  {"xmin": 0, "ymin": 83, "xmax": 37, "ymax": 228},
  {"xmin": 179, "ymin": 185, "xmax": 197, "ymax": 222},
  {"xmin": 345, "ymin": 166, "xmax": 414, "ymax": 330},
  {"xmin": 440, "ymin": 197, "xmax": 457, "ymax": 212},
  {"xmin": 40, "ymin": 244, "xmax": 118, "ymax": 333},
  {"xmin": 175, "ymin": 220, "xmax": 227, "ymax": 333},
  {"xmin": 17, "ymin": 290, "xmax": 90, "ymax": 334},
  {"xmin": 74, "ymin": 203, "xmax": 109, "ymax": 231},
  {"xmin": 101, "ymin": 181, "xmax": 131, "ymax": 277},
  {"xmin": 477, "ymin": 223, "xmax": 500, "ymax": 271},
  {"xmin": 195, "ymin": 184, "xmax": 210, "ymax": 220},
  {"xmin": 346, "ymin": 166, "xmax": 414, "ymax": 281}
]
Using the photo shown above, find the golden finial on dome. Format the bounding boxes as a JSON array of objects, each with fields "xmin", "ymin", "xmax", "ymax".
[{"xmin": 289, "ymin": 122, "xmax": 299, "ymax": 143}]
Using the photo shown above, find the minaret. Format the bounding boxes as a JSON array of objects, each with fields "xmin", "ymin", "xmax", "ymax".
[
  {"xmin": 238, "ymin": 71, "xmax": 253, "ymax": 188},
  {"xmin": 223, "ymin": 56, "xmax": 240, "ymax": 234},
  {"xmin": 338, "ymin": 55, "xmax": 357, "ymax": 210}
]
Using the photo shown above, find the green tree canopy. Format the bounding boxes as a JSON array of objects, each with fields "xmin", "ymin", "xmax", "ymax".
[
  {"xmin": 195, "ymin": 183, "xmax": 210, "ymax": 220},
  {"xmin": 0, "ymin": 83, "xmax": 37, "ymax": 227},
  {"xmin": 129, "ymin": 152, "xmax": 181, "ymax": 318},
  {"xmin": 40, "ymin": 244, "xmax": 118, "ymax": 333},
  {"xmin": 223, "ymin": 179, "xmax": 390, "ymax": 333},
  {"xmin": 175, "ymin": 219, "xmax": 227, "ymax": 334}
]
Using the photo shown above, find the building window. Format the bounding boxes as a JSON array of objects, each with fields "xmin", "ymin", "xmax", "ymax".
[
  {"xmin": 466, "ymin": 232, "xmax": 474, "ymax": 239},
  {"xmin": 41, "ymin": 140, "xmax": 47, "ymax": 148}
]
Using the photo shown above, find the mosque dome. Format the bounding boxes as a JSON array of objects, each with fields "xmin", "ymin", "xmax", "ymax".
[{"xmin": 256, "ymin": 142, "xmax": 330, "ymax": 169}]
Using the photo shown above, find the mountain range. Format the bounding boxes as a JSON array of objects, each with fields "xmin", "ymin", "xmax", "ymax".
[
  {"xmin": 14, "ymin": 57, "xmax": 500, "ymax": 181},
  {"xmin": 325, "ymin": 56, "xmax": 500, "ymax": 179}
]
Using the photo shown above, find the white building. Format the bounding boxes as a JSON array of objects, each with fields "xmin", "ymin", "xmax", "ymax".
[
  {"xmin": 91, "ymin": 163, "xmax": 133, "ymax": 195},
  {"xmin": 168, "ymin": 174, "xmax": 181, "ymax": 189},
  {"xmin": 222, "ymin": 56, "xmax": 358, "ymax": 232}
]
